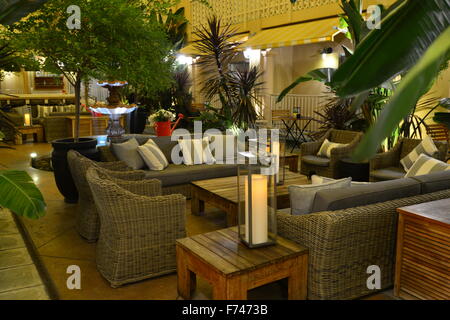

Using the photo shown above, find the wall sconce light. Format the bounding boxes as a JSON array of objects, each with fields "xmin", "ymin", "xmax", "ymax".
[
  {"xmin": 176, "ymin": 54, "xmax": 193, "ymax": 65},
  {"xmin": 243, "ymin": 48, "xmax": 261, "ymax": 60}
]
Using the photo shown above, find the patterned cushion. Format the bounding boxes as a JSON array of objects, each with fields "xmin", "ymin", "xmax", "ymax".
[
  {"xmin": 317, "ymin": 138, "xmax": 348, "ymax": 158},
  {"xmin": 137, "ymin": 139, "xmax": 168, "ymax": 171},
  {"xmin": 405, "ymin": 153, "xmax": 450, "ymax": 177},
  {"xmin": 400, "ymin": 136, "xmax": 439, "ymax": 171},
  {"xmin": 288, "ymin": 177, "xmax": 352, "ymax": 215}
]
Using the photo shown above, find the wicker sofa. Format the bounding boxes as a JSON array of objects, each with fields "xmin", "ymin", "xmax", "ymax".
[
  {"xmin": 300, "ymin": 129, "xmax": 363, "ymax": 178},
  {"xmin": 369, "ymin": 138, "xmax": 448, "ymax": 182},
  {"xmin": 98, "ymin": 134, "xmax": 239, "ymax": 198},
  {"xmin": 277, "ymin": 170, "xmax": 450, "ymax": 300}
]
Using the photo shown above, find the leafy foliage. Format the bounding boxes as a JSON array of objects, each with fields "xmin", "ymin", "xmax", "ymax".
[
  {"xmin": 8, "ymin": 0, "xmax": 173, "ymax": 139},
  {"xmin": 0, "ymin": 170, "xmax": 46, "ymax": 219},
  {"xmin": 193, "ymin": 16, "xmax": 264, "ymax": 128}
]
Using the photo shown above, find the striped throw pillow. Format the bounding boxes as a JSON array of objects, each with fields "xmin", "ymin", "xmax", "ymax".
[
  {"xmin": 405, "ymin": 153, "xmax": 450, "ymax": 177},
  {"xmin": 317, "ymin": 139, "xmax": 348, "ymax": 158},
  {"xmin": 400, "ymin": 136, "xmax": 439, "ymax": 171},
  {"xmin": 137, "ymin": 139, "xmax": 168, "ymax": 171},
  {"xmin": 178, "ymin": 137, "xmax": 216, "ymax": 166}
]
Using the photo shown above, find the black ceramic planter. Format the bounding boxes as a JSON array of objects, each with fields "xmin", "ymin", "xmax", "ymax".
[
  {"xmin": 51, "ymin": 137, "xmax": 99, "ymax": 203},
  {"xmin": 130, "ymin": 108, "xmax": 149, "ymax": 134}
]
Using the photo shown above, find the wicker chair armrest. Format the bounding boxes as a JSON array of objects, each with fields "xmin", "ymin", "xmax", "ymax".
[
  {"xmin": 96, "ymin": 160, "xmax": 131, "ymax": 171},
  {"xmin": 329, "ymin": 135, "xmax": 361, "ymax": 164},
  {"xmin": 369, "ymin": 143, "xmax": 401, "ymax": 171},
  {"xmin": 97, "ymin": 167, "xmax": 148, "ymax": 181}
]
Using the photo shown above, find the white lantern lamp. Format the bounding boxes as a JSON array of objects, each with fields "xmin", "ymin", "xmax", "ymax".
[{"xmin": 237, "ymin": 151, "xmax": 277, "ymax": 248}]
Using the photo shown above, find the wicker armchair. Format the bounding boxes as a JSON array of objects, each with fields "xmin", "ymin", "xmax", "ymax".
[
  {"xmin": 86, "ymin": 167, "xmax": 186, "ymax": 287},
  {"xmin": 369, "ymin": 138, "xmax": 448, "ymax": 182},
  {"xmin": 67, "ymin": 150, "xmax": 146, "ymax": 242},
  {"xmin": 300, "ymin": 129, "xmax": 363, "ymax": 178}
]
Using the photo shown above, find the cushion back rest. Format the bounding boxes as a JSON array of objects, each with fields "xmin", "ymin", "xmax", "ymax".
[
  {"xmin": 329, "ymin": 129, "xmax": 361, "ymax": 144},
  {"xmin": 410, "ymin": 170, "xmax": 450, "ymax": 194},
  {"xmin": 312, "ymin": 178, "xmax": 421, "ymax": 212}
]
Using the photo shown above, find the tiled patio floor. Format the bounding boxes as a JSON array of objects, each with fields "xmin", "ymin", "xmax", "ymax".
[{"xmin": 0, "ymin": 142, "xmax": 395, "ymax": 300}]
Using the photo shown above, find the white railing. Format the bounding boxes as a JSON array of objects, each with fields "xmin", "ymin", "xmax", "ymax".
[
  {"xmin": 190, "ymin": 0, "xmax": 339, "ymax": 29},
  {"xmin": 199, "ymin": 93, "xmax": 330, "ymax": 133},
  {"xmin": 267, "ymin": 94, "xmax": 330, "ymax": 133}
]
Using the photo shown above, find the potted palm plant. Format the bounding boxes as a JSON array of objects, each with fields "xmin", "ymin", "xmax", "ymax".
[{"xmin": 7, "ymin": 0, "xmax": 173, "ymax": 202}]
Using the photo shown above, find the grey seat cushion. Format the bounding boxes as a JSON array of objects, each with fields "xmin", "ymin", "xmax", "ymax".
[
  {"xmin": 302, "ymin": 155, "xmax": 330, "ymax": 167},
  {"xmin": 144, "ymin": 163, "xmax": 238, "ymax": 187},
  {"xmin": 410, "ymin": 170, "xmax": 450, "ymax": 194},
  {"xmin": 312, "ymin": 178, "xmax": 421, "ymax": 212},
  {"xmin": 370, "ymin": 167, "xmax": 406, "ymax": 181}
]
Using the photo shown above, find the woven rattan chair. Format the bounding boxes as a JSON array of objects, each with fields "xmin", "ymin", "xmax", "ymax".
[
  {"xmin": 369, "ymin": 138, "xmax": 448, "ymax": 182},
  {"xmin": 300, "ymin": 129, "xmax": 363, "ymax": 178},
  {"xmin": 86, "ymin": 166, "xmax": 186, "ymax": 287},
  {"xmin": 426, "ymin": 124, "xmax": 450, "ymax": 161},
  {"xmin": 68, "ymin": 150, "xmax": 146, "ymax": 242}
]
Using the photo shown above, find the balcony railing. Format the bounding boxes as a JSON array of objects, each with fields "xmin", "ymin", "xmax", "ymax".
[{"xmin": 190, "ymin": 0, "xmax": 340, "ymax": 29}]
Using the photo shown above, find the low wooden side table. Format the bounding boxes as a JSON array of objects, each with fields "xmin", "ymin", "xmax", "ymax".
[
  {"xmin": 14, "ymin": 125, "xmax": 45, "ymax": 145},
  {"xmin": 395, "ymin": 198, "xmax": 450, "ymax": 300},
  {"xmin": 281, "ymin": 153, "xmax": 299, "ymax": 173},
  {"xmin": 176, "ymin": 227, "xmax": 308, "ymax": 300}
]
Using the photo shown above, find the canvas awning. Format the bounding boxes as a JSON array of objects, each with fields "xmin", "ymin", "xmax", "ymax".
[
  {"xmin": 179, "ymin": 34, "xmax": 249, "ymax": 56},
  {"xmin": 240, "ymin": 18, "xmax": 341, "ymax": 50}
]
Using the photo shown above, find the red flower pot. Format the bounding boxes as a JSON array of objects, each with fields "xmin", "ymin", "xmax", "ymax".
[{"xmin": 155, "ymin": 121, "xmax": 172, "ymax": 136}]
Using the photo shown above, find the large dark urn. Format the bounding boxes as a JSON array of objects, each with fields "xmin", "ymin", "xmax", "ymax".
[
  {"xmin": 52, "ymin": 138, "xmax": 99, "ymax": 203},
  {"xmin": 130, "ymin": 108, "xmax": 149, "ymax": 134}
]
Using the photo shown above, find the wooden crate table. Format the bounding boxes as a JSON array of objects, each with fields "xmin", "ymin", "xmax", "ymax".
[
  {"xmin": 14, "ymin": 125, "xmax": 44, "ymax": 144},
  {"xmin": 190, "ymin": 171, "xmax": 309, "ymax": 226},
  {"xmin": 176, "ymin": 227, "xmax": 308, "ymax": 300},
  {"xmin": 395, "ymin": 198, "xmax": 450, "ymax": 300}
]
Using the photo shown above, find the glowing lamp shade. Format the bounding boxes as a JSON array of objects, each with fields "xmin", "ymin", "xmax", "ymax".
[
  {"xmin": 237, "ymin": 152, "xmax": 277, "ymax": 248},
  {"xmin": 24, "ymin": 113, "xmax": 32, "ymax": 126},
  {"xmin": 321, "ymin": 53, "xmax": 339, "ymax": 69}
]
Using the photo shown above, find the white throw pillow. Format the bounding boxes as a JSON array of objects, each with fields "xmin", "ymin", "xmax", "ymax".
[
  {"xmin": 311, "ymin": 174, "xmax": 372, "ymax": 187},
  {"xmin": 111, "ymin": 138, "xmax": 145, "ymax": 170},
  {"xmin": 137, "ymin": 139, "xmax": 169, "ymax": 171},
  {"xmin": 400, "ymin": 136, "xmax": 439, "ymax": 171},
  {"xmin": 405, "ymin": 153, "xmax": 450, "ymax": 177},
  {"xmin": 317, "ymin": 139, "xmax": 348, "ymax": 158},
  {"xmin": 288, "ymin": 177, "xmax": 352, "ymax": 215},
  {"xmin": 178, "ymin": 137, "xmax": 216, "ymax": 165}
]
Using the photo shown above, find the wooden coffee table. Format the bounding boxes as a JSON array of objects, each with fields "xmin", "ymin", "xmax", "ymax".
[
  {"xmin": 176, "ymin": 227, "xmax": 308, "ymax": 300},
  {"xmin": 281, "ymin": 153, "xmax": 299, "ymax": 173},
  {"xmin": 190, "ymin": 171, "xmax": 309, "ymax": 226}
]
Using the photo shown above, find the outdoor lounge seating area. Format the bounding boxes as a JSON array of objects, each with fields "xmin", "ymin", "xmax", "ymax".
[{"xmin": 1, "ymin": 0, "xmax": 450, "ymax": 306}]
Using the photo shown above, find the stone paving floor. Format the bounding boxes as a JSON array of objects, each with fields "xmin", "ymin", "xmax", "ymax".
[{"xmin": 0, "ymin": 209, "xmax": 49, "ymax": 300}]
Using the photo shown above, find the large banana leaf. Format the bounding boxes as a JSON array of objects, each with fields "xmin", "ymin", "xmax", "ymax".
[
  {"xmin": 332, "ymin": 0, "xmax": 450, "ymax": 97},
  {"xmin": 277, "ymin": 69, "xmax": 328, "ymax": 102},
  {"xmin": 0, "ymin": 170, "xmax": 46, "ymax": 219},
  {"xmin": 352, "ymin": 26, "xmax": 450, "ymax": 160}
]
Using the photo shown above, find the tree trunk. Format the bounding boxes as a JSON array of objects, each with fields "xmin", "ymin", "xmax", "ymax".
[
  {"xmin": 74, "ymin": 76, "xmax": 82, "ymax": 142},
  {"xmin": 84, "ymin": 79, "xmax": 90, "ymax": 107}
]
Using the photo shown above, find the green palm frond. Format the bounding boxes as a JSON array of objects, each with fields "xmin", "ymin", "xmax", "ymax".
[{"xmin": 0, "ymin": 170, "xmax": 46, "ymax": 219}]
